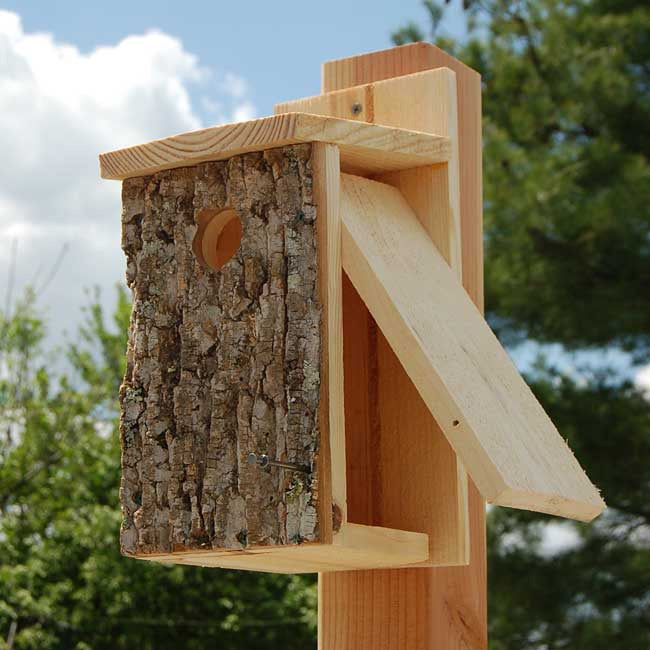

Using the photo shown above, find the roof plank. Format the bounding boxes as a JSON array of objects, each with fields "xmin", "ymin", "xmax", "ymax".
[{"xmin": 99, "ymin": 112, "xmax": 451, "ymax": 180}]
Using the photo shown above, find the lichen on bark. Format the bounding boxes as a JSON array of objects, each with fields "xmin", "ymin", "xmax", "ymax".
[{"xmin": 119, "ymin": 144, "xmax": 321, "ymax": 555}]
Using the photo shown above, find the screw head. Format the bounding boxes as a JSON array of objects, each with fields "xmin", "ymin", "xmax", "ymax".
[{"xmin": 351, "ymin": 102, "xmax": 363, "ymax": 116}]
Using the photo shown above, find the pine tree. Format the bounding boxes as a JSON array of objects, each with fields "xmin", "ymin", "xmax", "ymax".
[
  {"xmin": 0, "ymin": 288, "xmax": 316, "ymax": 650},
  {"xmin": 394, "ymin": 1, "xmax": 650, "ymax": 647}
]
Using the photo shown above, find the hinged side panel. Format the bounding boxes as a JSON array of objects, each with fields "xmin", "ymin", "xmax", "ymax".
[{"xmin": 340, "ymin": 173, "xmax": 605, "ymax": 522}]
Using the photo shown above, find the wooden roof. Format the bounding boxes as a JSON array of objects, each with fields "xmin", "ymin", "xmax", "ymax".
[{"xmin": 99, "ymin": 112, "xmax": 450, "ymax": 180}]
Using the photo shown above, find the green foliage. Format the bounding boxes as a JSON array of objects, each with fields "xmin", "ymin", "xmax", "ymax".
[
  {"xmin": 474, "ymin": 0, "xmax": 650, "ymax": 356},
  {"xmin": 392, "ymin": 21, "xmax": 427, "ymax": 46},
  {"xmin": 392, "ymin": 1, "xmax": 444, "ymax": 44},
  {"xmin": 489, "ymin": 367, "xmax": 650, "ymax": 649},
  {"xmin": 0, "ymin": 288, "xmax": 316, "ymax": 649},
  {"xmin": 394, "ymin": 1, "xmax": 650, "ymax": 648}
]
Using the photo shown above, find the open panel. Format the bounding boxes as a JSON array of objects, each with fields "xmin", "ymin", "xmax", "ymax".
[{"xmin": 340, "ymin": 172, "xmax": 605, "ymax": 522}]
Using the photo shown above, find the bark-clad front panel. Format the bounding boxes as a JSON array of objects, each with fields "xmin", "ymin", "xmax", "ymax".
[{"xmin": 119, "ymin": 144, "xmax": 322, "ymax": 555}]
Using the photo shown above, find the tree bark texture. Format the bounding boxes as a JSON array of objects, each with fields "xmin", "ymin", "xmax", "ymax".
[{"xmin": 119, "ymin": 144, "xmax": 323, "ymax": 556}]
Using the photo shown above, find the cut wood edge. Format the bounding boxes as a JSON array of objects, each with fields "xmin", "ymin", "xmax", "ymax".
[
  {"xmin": 99, "ymin": 112, "xmax": 451, "ymax": 180},
  {"xmin": 339, "ymin": 172, "xmax": 606, "ymax": 523},
  {"xmin": 494, "ymin": 486, "xmax": 604, "ymax": 523},
  {"xmin": 313, "ymin": 142, "xmax": 346, "ymax": 534},
  {"xmin": 333, "ymin": 522, "xmax": 429, "ymax": 560},
  {"xmin": 129, "ymin": 523, "xmax": 429, "ymax": 574},
  {"xmin": 321, "ymin": 41, "xmax": 481, "ymax": 93}
]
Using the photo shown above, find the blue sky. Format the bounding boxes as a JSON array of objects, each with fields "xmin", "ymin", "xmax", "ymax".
[
  {"xmin": 0, "ymin": 0, "xmax": 468, "ymax": 348},
  {"xmin": 0, "ymin": 2, "xmax": 643, "ymax": 389},
  {"xmin": 5, "ymin": 0, "xmax": 467, "ymax": 122},
  {"xmin": 4, "ymin": 0, "xmax": 465, "ymax": 122}
]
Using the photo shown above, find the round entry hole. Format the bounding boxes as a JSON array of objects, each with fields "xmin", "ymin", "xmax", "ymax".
[{"xmin": 193, "ymin": 207, "xmax": 242, "ymax": 271}]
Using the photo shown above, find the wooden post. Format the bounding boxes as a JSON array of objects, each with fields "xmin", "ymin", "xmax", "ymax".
[{"xmin": 318, "ymin": 43, "xmax": 487, "ymax": 650}]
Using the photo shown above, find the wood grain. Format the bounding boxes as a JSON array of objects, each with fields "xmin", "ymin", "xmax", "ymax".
[
  {"xmin": 312, "ymin": 143, "xmax": 344, "ymax": 539},
  {"xmin": 100, "ymin": 112, "xmax": 451, "ymax": 180},
  {"xmin": 135, "ymin": 523, "xmax": 429, "ymax": 573},
  {"xmin": 373, "ymin": 68, "xmax": 467, "ymax": 566},
  {"xmin": 321, "ymin": 43, "xmax": 484, "ymax": 311},
  {"xmin": 340, "ymin": 173, "xmax": 605, "ymax": 521}
]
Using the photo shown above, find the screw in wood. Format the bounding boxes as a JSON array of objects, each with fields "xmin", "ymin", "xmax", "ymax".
[
  {"xmin": 351, "ymin": 102, "xmax": 363, "ymax": 115},
  {"xmin": 247, "ymin": 452, "xmax": 311, "ymax": 474}
]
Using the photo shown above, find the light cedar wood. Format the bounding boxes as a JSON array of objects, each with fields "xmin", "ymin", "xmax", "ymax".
[
  {"xmin": 275, "ymin": 66, "xmax": 470, "ymax": 568},
  {"xmin": 339, "ymin": 274, "xmax": 377, "ymax": 528},
  {"xmin": 275, "ymin": 68, "xmax": 461, "ymax": 269},
  {"xmin": 318, "ymin": 43, "xmax": 487, "ymax": 650},
  {"xmin": 137, "ymin": 522, "xmax": 429, "ymax": 573},
  {"xmin": 374, "ymin": 69, "xmax": 467, "ymax": 566},
  {"xmin": 340, "ymin": 172, "xmax": 605, "ymax": 521},
  {"xmin": 312, "ymin": 143, "xmax": 345, "ymax": 533},
  {"xmin": 322, "ymin": 42, "xmax": 484, "ymax": 310},
  {"xmin": 99, "ymin": 112, "xmax": 451, "ymax": 180}
]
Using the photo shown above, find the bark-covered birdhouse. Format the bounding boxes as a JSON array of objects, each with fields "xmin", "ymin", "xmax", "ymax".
[{"xmin": 100, "ymin": 64, "xmax": 604, "ymax": 574}]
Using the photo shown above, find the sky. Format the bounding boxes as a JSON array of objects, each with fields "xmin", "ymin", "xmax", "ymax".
[
  {"xmin": 0, "ymin": 0, "xmax": 468, "ymax": 346},
  {"xmin": 0, "ymin": 0, "xmax": 647, "ymax": 399}
]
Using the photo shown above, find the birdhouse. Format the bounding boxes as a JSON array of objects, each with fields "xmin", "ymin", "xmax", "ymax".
[{"xmin": 100, "ymin": 53, "xmax": 604, "ymax": 574}]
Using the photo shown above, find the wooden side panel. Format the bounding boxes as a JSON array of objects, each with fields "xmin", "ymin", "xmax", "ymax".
[
  {"xmin": 340, "ymin": 173, "xmax": 605, "ymax": 522},
  {"xmin": 341, "ymin": 273, "xmax": 378, "ymax": 526},
  {"xmin": 312, "ymin": 143, "xmax": 345, "ymax": 535}
]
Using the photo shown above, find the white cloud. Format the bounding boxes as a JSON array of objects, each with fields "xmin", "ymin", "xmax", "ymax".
[
  {"xmin": 222, "ymin": 72, "xmax": 249, "ymax": 99},
  {"xmin": 538, "ymin": 521, "xmax": 582, "ymax": 557},
  {"xmin": 200, "ymin": 72, "xmax": 256, "ymax": 124},
  {"xmin": 232, "ymin": 101, "xmax": 257, "ymax": 122},
  {"xmin": 0, "ymin": 10, "xmax": 256, "ymax": 349},
  {"xmin": 635, "ymin": 365, "xmax": 650, "ymax": 398}
]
